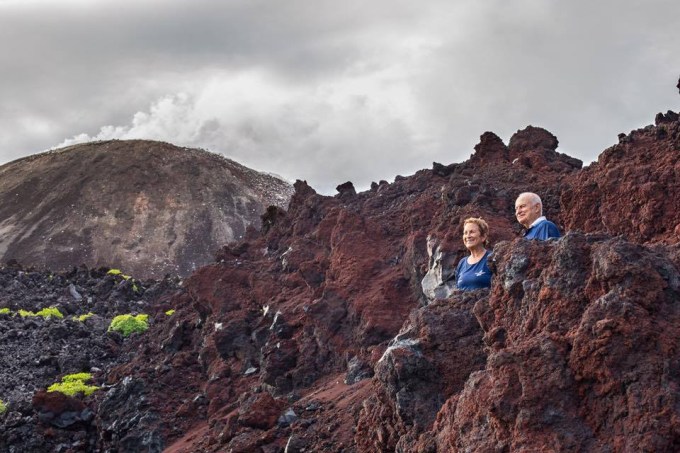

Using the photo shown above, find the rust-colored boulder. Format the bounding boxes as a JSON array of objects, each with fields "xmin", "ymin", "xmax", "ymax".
[
  {"xmin": 508, "ymin": 125, "xmax": 582, "ymax": 173},
  {"xmin": 561, "ymin": 115, "xmax": 680, "ymax": 244},
  {"xmin": 356, "ymin": 292, "xmax": 487, "ymax": 451},
  {"xmin": 32, "ymin": 390, "xmax": 92, "ymax": 428},
  {"xmin": 237, "ymin": 392, "xmax": 286, "ymax": 430}
]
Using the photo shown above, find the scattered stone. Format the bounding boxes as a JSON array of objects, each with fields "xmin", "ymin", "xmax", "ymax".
[
  {"xmin": 344, "ymin": 356, "xmax": 373, "ymax": 384},
  {"xmin": 278, "ymin": 408, "xmax": 298, "ymax": 427},
  {"xmin": 335, "ymin": 181, "xmax": 356, "ymax": 197}
]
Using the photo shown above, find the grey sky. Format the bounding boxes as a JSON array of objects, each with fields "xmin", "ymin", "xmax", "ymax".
[{"xmin": 1, "ymin": 0, "xmax": 678, "ymax": 194}]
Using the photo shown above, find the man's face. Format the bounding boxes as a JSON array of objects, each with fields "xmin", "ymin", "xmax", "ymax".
[{"xmin": 515, "ymin": 195, "xmax": 541, "ymax": 228}]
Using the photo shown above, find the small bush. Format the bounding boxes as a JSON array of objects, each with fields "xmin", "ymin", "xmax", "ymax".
[
  {"xmin": 0, "ymin": 399, "xmax": 7, "ymax": 415},
  {"xmin": 108, "ymin": 314, "xmax": 149, "ymax": 337},
  {"xmin": 17, "ymin": 307, "xmax": 63, "ymax": 319},
  {"xmin": 62, "ymin": 372, "xmax": 93, "ymax": 383},
  {"xmin": 165, "ymin": 309, "xmax": 176, "ymax": 316},
  {"xmin": 76, "ymin": 312, "xmax": 94, "ymax": 322},
  {"xmin": 0, "ymin": 308, "xmax": 10, "ymax": 315},
  {"xmin": 36, "ymin": 307, "xmax": 64, "ymax": 319},
  {"xmin": 107, "ymin": 269, "xmax": 131, "ymax": 280},
  {"xmin": 47, "ymin": 373, "xmax": 98, "ymax": 397}
]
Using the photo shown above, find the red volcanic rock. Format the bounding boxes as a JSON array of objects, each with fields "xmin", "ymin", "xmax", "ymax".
[
  {"xmin": 48, "ymin": 97, "xmax": 678, "ymax": 452},
  {"xmin": 335, "ymin": 180, "xmax": 357, "ymax": 197},
  {"xmin": 356, "ymin": 292, "xmax": 486, "ymax": 451},
  {"xmin": 508, "ymin": 125, "xmax": 582, "ymax": 173},
  {"xmin": 469, "ymin": 131, "xmax": 509, "ymax": 166},
  {"xmin": 429, "ymin": 233, "xmax": 680, "ymax": 452},
  {"xmin": 237, "ymin": 392, "xmax": 286, "ymax": 430},
  {"xmin": 561, "ymin": 115, "xmax": 680, "ymax": 244},
  {"xmin": 90, "ymin": 127, "xmax": 585, "ymax": 451},
  {"xmin": 32, "ymin": 390, "xmax": 92, "ymax": 429},
  {"xmin": 508, "ymin": 125, "xmax": 559, "ymax": 154}
]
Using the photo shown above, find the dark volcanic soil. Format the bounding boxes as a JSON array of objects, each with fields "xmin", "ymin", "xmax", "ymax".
[{"xmin": 0, "ymin": 263, "xmax": 180, "ymax": 452}]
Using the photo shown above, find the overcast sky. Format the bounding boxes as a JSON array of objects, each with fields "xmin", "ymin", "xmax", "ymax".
[{"xmin": 1, "ymin": 0, "xmax": 678, "ymax": 194}]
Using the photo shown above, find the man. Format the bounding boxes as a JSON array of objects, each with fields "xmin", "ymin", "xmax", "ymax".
[{"xmin": 514, "ymin": 192, "xmax": 561, "ymax": 240}]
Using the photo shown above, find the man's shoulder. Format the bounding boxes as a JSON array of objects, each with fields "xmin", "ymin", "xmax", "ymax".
[
  {"xmin": 536, "ymin": 219, "xmax": 560, "ymax": 237},
  {"xmin": 526, "ymin": 219, "xmax": 560, "ymax": 240}
]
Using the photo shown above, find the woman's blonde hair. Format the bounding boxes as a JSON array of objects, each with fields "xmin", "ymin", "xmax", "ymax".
[{"xmin": 463, "ymin": 217, "xmax": 490, "ymax": 247}]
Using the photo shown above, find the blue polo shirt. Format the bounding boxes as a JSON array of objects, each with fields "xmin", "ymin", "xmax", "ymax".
[
  {"xmin": 455, "ymin": 250, "xmax": 492, "ymax": 290},
  {"xmin": 524, "ymin": 218, "xmax": 561, "ymax": 240}
]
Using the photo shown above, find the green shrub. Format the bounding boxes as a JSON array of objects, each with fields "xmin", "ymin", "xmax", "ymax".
[
  {"xmin": 108, "ymin": 269, "xmax": 140, "ymax": 292},
  {"xmin": 61, "ymin": 372, "xmax": 93, "ymax": 383},
  {"xmin": 107, "ymin": 268, "xmax": 131, "ymax": 280},
  {"xmin": 76, "ymin": 312, "xmax": 94, "ymax": 322},
  {"xmin": 17, "ymin": 307, "xmax": 63, "ymax": 319},
  {"xmin": 0, "ymin": 399, "xmax": 7, "ymax": 415},
  {"xmin": 108, "ymin": 314, "xmax": 149, "ymax": 337},
  {"xmin": 35, "ymin": 307, "xmax": 64, "ymax": 319},
  {"xmin": 47, "ymin": 373, "xmax": 98, "ymax": 397},
  {"xmin": 165, "ymin": 309, "xmax": 176, "ymax": 316},
  {"xmin": 0, "ymin": 308, "xmax": 10, "ymax": 315}
]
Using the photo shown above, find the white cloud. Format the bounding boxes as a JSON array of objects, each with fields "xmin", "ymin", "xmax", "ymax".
[
  {"xmin": 1, "ymin": 0, "xmax": 679, "ymax": 193},
  {"xmin": 57, "ymin": 63, "xmax": 432, "ymax": 193}
]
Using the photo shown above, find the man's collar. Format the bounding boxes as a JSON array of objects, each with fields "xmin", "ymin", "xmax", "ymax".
[{"xmin": 528, "ymin": 216, "xmax": 546, "ymax": 228}]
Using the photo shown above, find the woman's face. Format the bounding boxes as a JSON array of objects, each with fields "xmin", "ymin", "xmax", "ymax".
[{"xmin": 463, "ymin": 222, "xmax": 486, "ymax": 251}]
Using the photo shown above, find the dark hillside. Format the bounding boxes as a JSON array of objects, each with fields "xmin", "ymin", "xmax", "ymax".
[
  {"xmin": 0, "ymin": 140, "xmax": 293, "ymax": 278},
  {"xmin": 0, "ymin": 263, "xmax": 180, "ymax": 452}
]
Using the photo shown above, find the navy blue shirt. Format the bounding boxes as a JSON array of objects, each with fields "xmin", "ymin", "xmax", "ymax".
[
  {"xmin": 455, "ymin": 250, "xmax": 492, "ymax": 290},
  {"xmin": 524, "ymin": 219, "xmax": 561, "ymax": 240}
]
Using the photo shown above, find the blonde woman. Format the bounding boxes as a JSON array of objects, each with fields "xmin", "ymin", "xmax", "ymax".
[{"xmin": 454, "ymin": 217, "xmax": 492, "ymax": 290}]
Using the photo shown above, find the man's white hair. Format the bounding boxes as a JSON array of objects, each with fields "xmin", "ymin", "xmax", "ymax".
[{"xmin": 517, "ymin": 192, "xmax": 543, "ymax": 215}]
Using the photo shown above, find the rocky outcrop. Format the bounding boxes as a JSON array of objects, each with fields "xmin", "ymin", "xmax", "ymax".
[
  {"xmin": 428, "ymin": 234, "xmax": 680, "ymax": 452},
  {"xmin": 560, "ymin": 118, "xmax": 680, "ymax": 244},
  {"xmin": 83, "ymin": 125, "xmax": 587, "ymax": 451},
  {"xmin": 0, "ymin": 140, "xmax": 293, "ymax": 278},
  {"xmin": 356, "ymin": 291, "xmax": 487, "ymax": 451}
]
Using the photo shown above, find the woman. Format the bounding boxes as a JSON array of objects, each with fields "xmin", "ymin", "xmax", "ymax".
[{"xmin": 454, "ymin": 217, "xmax": 492, "ymax": 290}]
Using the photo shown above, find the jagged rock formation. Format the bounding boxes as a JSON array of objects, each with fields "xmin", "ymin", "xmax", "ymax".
[
  {"xmin": 561, "ymin": 116, "xmax": 680, "ymax": 244},
  {"xmin": 0, "ymin": 97, "xmax": 678, "ymax": 451},
  {"xmin": 0, "ymin": 140, "xmax": 293, "ymax": 278},
  {"xmin": 82, "ymin": 125, "xmax": 593, "ymax": 452}
]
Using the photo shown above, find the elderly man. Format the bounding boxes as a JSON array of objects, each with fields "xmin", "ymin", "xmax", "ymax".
[{"xmin": 514, "ymin": 192, "xmax": 561, "ymax": 240}]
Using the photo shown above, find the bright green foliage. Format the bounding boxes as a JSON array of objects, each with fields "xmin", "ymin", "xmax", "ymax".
[
  {"xmin": 107, "ymin": 269, "xmax": 131, "ymax": 280},
  {"xmin": 108, "ymin": 314, "xmax": 149, "ymax": 337},
  {"xmin": 62, "ymin": 372, "xmax": 93, "ymax": 383},
  {"xmin": 165, "ymin": 309, "xmax": 176, "ymax": 316},
  {"xmin": 76, "ymin": 312, "xmax": 94, "ymax": 322},
  {"xmin": 35, "ymin": 307, "xmax": 64, "ymax": 319},
  {"xmin": 17, "ymin": 307, "xmax": 63, "ymax": 319},
  {"xmin": 0, "ymin": 399, "xmax": 6, "ymax": 414},
  {"xmin": 0, "ymin": 308, "xmax": 10, "ymax": 315},
  {"xmin": 47, "ymin": 373, "xmax": 99, "ymax": 397}
]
